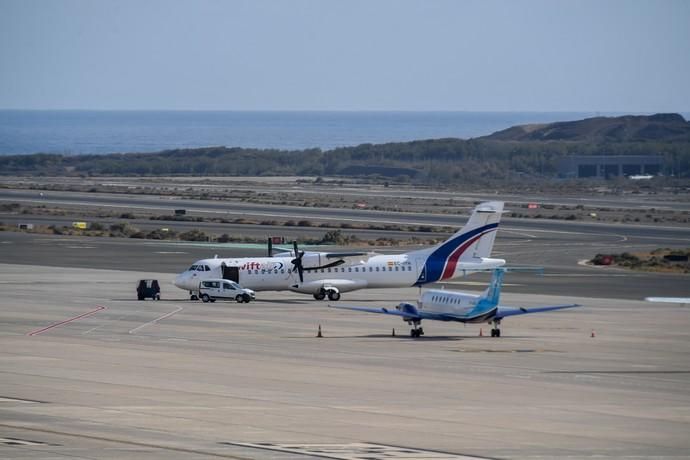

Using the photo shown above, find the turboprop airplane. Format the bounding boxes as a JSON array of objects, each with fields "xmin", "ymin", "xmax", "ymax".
[
  {"xmin": 173, "ymin": 201, "xmax": 505, "ymax": 301},
  {"xmin": 330, "ymin": 269, "xmax": 581, "ymax": 337}
]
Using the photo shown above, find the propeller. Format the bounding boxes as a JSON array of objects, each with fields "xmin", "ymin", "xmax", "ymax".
[{"xmin": 290, "ymin": 240, "xmax": 305, "ymax": 282}]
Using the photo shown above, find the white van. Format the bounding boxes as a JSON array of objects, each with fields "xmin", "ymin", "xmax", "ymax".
[{"xmin": 198, "ymin": 279, "xmax": 256, "ymax": 303}]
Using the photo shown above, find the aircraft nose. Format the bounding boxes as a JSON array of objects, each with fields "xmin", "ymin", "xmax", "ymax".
[{"xmin": 173, "ymin": 273, "xmax": 186, "ymax": 289}]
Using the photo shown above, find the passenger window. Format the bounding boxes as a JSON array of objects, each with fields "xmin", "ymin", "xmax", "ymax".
[
  {"xmin": 388, "ymin": 267, "xmax": 392, "ymax": 271},
  {"xmin": 327, "ymin": 268, "xmax": 331, "ymax": 273},
  {"xmin": 369, "ymin": 267, "xmax": 373, "ymax": 272},
  {"xmin": 348, "ymin": 267, "xmax": 352, "ymax": 272},
  {"xmin": 395, "ymin": 266, "xmax": 399, "ymax": 271}
]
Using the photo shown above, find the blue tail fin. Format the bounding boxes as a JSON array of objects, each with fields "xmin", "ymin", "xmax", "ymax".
[{"xmin": 481, "ymin": 269, "xmax": 504, "ymax": 306}]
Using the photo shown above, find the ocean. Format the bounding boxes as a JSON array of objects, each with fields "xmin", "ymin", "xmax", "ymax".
[{"xmin": 0, "ymin": 110, "xmax": 635, "ymax": 155}]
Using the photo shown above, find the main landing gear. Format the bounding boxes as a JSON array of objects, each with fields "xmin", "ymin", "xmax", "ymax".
[
  {"xmin": 409, "ymin": 321, "xmax": 424, "ymax": 338},
  {"xmin": 313, "ymin": 288, "xmax": 341, "ymax": 301},
  {"xmin": 189, "ymin": 291, "xmax": 199, "ymax": 301},
  {"xmin": 490, "ymin": 319, "xmax": 502, "ymax": 337}
]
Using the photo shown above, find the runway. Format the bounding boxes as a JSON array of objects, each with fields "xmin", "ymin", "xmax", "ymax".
[{"xmin": 1, "ymin": 263, "xmax": 689, "ymax": 459}]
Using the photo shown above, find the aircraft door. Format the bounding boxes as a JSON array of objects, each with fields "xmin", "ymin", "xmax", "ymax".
[{"xmin": 222, "ymin": 265, "xmax": 239, "ymax": 282}]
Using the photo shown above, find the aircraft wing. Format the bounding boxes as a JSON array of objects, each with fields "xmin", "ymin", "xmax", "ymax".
[
  {"xmin": 495, "ymin": 304, "xmax": 581, "ymax": 319},
  {"xmin": 329, "ymin": 304, "xmax": 422, "ymax": 320},
  {"xmin": 323, "ymin": 251, "xmax": 379, "ymax": 263}
]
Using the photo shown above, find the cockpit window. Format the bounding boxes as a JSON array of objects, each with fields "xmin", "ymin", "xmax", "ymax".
[
  {"xmin": 189, "ymin": 265, "xmax": 198, "ymax": 271},
  {"xmin": 204, "ymin": 265, "xmax": 211, "ymax": 271},
  {"xmin": 196, "ymin": 266, "xmax": 205, "ymax": 271}
]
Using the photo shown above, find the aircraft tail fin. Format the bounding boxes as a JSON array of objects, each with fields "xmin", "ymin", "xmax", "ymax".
[
  {"xmin": 412, "ymin": 201, "xmax": 504, "ymax": 285},
  {"xmin": 480, "ymin": 269, "xmax": 505, "ymax": 306},
  {"xmin": 456, "ymin": 201, "xmax": 503, "ymax": 261}
]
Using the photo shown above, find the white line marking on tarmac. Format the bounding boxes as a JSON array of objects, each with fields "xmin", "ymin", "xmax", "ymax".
[
  {"xmin": 501, "ymin": 229, "xmax": 538, "ymax": 238},
  {"xmin": 83, "ymin": 311, "xmax": 143, "ymax": 335},
  {"xmin": 129, "ymin": 307, "xmax": 183, "ymax": 334}
]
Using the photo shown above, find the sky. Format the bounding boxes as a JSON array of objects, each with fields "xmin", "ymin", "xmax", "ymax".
[{"xmin": 0, "ymin": 0, "xmax": 688, "ymax": 112}]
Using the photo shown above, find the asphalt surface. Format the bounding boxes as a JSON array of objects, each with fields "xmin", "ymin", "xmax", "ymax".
[{"xmin": 1, "ymin": 263, "xmax": 688, "ymax": 459}]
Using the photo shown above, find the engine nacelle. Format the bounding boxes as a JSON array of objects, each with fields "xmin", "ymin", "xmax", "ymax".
[
  {"xmin": 300, "ymin": 253, "xmax": 330, "ymax": 269},
  {"xmin": 396, "ymin": 302, "xmax": 420, "ymax": 316}
]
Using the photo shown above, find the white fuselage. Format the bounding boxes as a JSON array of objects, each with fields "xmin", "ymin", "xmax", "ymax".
[
  {"xmin": 419, "ymin": 289, "xmax": 481, "ymax": 317},
  {"xmin": 173, "ymin": 252, "xmax": 504, "ymax": 295}
]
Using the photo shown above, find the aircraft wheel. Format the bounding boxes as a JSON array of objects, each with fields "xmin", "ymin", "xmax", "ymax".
[
  {"xmin": 327, "ymin": 291, "xmax": 340, "ymax": 301},
  {"xmin": 313, "ymin": 292, "xmax": 326, "ymax": 301},
  {"xmin": 201, "ymin": 294, "xmax": 210, "ymax": 303},
  {"xmin": 418, "ymin": 327, "xmax": 424, "ymax": 336},
  {"xmin": 190, "ymin": 294, "xmax": 198, "ymax": 301},
  {"xmin": 496, "ymin": 329, "xmax": 501, "ymax": 338}
]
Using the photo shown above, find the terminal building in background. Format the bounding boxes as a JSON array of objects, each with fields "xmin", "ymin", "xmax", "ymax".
[{"xmin": 558, "ymin": 155, "xmax": 663, "ymax": 179}]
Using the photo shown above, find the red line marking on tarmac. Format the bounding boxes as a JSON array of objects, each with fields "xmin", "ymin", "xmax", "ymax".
[{"xmin": 27, "ymin": 306, "xmax": 107, "ymax": 336}]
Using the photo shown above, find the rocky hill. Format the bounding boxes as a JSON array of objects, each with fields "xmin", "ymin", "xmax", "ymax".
[{"xmin": 481, "ymin": 113, "xmax": 690, "ymax": 142}]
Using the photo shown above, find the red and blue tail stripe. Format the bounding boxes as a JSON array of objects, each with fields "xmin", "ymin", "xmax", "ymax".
[{"xmin": 414, "ymin": 223, "xmax": 498, "ymax": 285}]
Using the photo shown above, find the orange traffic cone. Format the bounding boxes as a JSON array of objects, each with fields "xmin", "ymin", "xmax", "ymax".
[
  {"xmin": 591, "ymin": 329, "xmax": 596, "ymax": 338},
  {"xmin": 317, "ymin": 325, "xmax": 323, "ymax": 338},
  {"xmin": 479, "ymin": 328, "xmax": 483, "ymax": 337}
]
